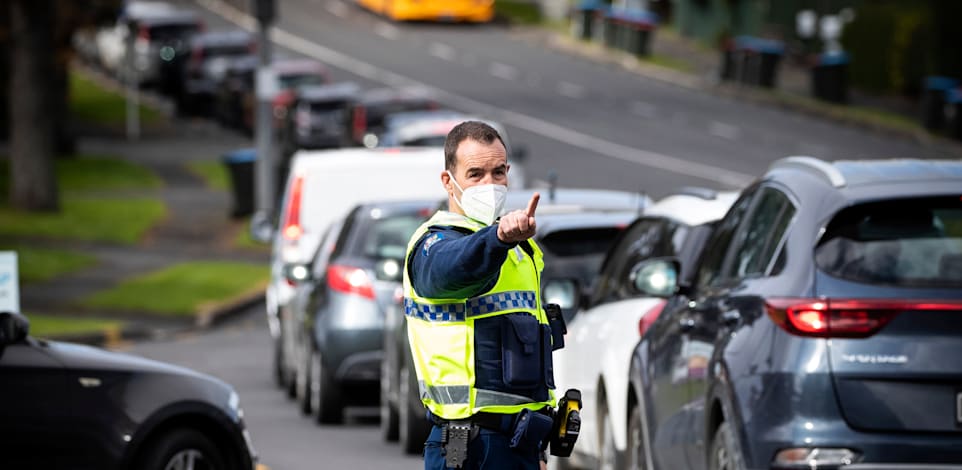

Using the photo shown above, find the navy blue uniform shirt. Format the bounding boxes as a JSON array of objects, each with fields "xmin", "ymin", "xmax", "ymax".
[{"xmin": 409, "ymin": 219, "xmax": 519, "ymax": 299}]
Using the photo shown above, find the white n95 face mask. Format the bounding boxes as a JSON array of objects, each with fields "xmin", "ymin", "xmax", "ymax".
[{"xmin": 447, "ymin": 171, "xmax": 507, "ymax": 226}]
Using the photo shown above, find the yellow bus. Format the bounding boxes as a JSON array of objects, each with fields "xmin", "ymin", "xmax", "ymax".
[{"xmin": 355, "ymin": 0, "xmax": 494, "ymax": 23}]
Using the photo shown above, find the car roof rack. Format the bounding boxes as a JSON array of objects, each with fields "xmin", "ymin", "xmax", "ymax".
[{"xmin": 768, "ymin": 156, "xmax": 846, "ymax": 188}]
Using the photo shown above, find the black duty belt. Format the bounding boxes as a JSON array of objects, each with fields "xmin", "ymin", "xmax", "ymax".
[{"xmin": 429, "ymin": 408, "xmax": 552, "ymax": 434}]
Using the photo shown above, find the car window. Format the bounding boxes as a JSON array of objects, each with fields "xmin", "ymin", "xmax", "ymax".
[
  {"xmin": 312, "ymin": 221, "xmax": 342, "ymax": 277},
  {"xmin": 357, "ymin": 214, "xmax": 426, "ymax": 261},
  {"xmin": 591, "ymin": 218, "xmax": 684, "ymax": 304},
  {"xmin": 725, "ymin": 187, "xmax": 795, "ymax": 279},
  {"xmin": 815, "ymin": 196, "xmax": 962, "ymax": 287},
  {"xmin": 694, "ymin": 188, "xmax": 757, "ymax": 289}
]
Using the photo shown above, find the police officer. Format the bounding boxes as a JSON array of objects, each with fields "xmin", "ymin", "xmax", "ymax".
[{"xmin": 403, "ymin": 121, "xmax": 557, "ymax": 470}]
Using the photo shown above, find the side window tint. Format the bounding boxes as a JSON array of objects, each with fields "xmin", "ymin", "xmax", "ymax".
[
  {"xmin": 728, "ymin": 188, "xmax": 795, "ymax": 279},
  {"xmin": 695, "ymin": 190, "xmax": 756, "ymax": 289},
  {"xmin": 592, "ymin": 219, "xmax": 667, "ymax": 304}
]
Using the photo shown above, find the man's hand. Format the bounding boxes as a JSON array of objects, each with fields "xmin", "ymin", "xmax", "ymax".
[{"xmin": 497, "ymin": 192, "xmax": 539, "ymax": 244}]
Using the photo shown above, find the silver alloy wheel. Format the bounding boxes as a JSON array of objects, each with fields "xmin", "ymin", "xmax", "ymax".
[{"xmin": 163, "ymin": 449, "xmax": 204, "ymax": 470}]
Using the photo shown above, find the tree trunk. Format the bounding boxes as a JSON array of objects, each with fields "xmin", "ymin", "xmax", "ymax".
[{"xmin": 9, "ymin": 0, "xmax": 59, "ymax": 211}]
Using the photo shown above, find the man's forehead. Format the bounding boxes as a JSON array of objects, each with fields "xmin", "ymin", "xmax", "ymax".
[{"xmin": 455, "ymin": 139, "xmax": 506, "ymax": 169}]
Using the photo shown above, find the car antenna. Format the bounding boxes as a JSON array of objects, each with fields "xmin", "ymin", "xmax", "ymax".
[{"xmin": 547, "ymin": 170, "xmax": 558, "ymax": 204}]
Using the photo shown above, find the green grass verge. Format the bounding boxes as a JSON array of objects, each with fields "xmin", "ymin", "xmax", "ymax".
[
  {"xmin": 70, "ymin": 71, "xmax": 163, "ymax": 127},
  {"xmin": 234, "ymin": 221, "xmax": 270, "ymax": 251},
  {"xmin": 0, "ymin": 154, "xmax": 161, "ymax": 199},
  {"xmin": 0, "ymin": 246, "xmax": 97, "ymax": 283},
  {"xmin": 186, "ymin": 161, "xmax": 229, "ymax": 191},
  {"xmin": 496, "ymin": 0, "xmax": 542, "ymax": 25},
  {"xmin": 773, "ymin": 91, "xmax": 924, "ymax": 135},
  {"xmin": 643, "ymin": 54, "xmax": 695, "ymax": 73},
  {"xmin": 27, "ymin": 314, "xmax": 122, "ymax": 338},
  {"xmin": 81, "ymin": 261, "xmax": 269, "ymax": 316},
  {"xmin": 0, "ymin": 198, "xmax": 167, "ymax": 244}
]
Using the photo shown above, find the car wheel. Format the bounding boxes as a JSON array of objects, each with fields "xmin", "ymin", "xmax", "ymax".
[
  {"xmin": 626, "ymin": 404, "xmax": 649, "ymax": 470},
  {"xmin": 298, "ymin": 343, "xmax": 313, "ymax": 415},
  {"xmin": 310, "ymin": 346, "xmax": 344, "ymax": 424},
  {"xmin": 380, "ymin": 354, "xmax": 400, "ymax": 441},
  {"xmin": 273, "ymin": 334, "xmax": 285, "ymax": 389},
  {"xmin": 399, "ymin": 360, "xmax": 431, "ymax": 455},
  {"xmin": 136, "ymin": 428, "xmax": 228, "ymax": 470},
  {"xmin": 709, "ymin": 422, "xmax": 746, "ymax": 470},
  {"xmin": 597, "ymin": 404, "xmax": 618, "ymax": 470}
]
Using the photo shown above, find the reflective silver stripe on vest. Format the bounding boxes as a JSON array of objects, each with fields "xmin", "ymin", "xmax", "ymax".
[
  {"xmin": 419, "ymin": 381, "xmax": 470, "ymax": 405},
  {"xmin": 475, "ymin": 388, "xmax": 538, "ymax": 407},
  {"xmin": 405, "ymin": 290, "xmax": 538, "ymax": 322}
]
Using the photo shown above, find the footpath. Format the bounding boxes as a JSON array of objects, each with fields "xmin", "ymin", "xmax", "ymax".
[{"xmin": 13, "ymin": 112, "xmax": 270, "ymax": 347}]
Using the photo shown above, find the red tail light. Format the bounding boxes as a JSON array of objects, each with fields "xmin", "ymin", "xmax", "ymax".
[
  {"xmin": 765, "ymin": 298, "xmax": 962, "ymax": 338},
  {"xmin": 281, "ymin": 174, "xmax": 305, "ymax": 240},
  {"xmin": 248, "ymin": 42, "xmax": 258, "ymax": 54},
  {"xmin": 352, "ymin": 106, "xmax": 367, "ymax": 143},
  {"xmin": 639, "ymin": 300, "xmax": 667, "ymax": 337},
  {"xmin": 190, "ymin": 46, "xmax": 204, "ymax": 67},
  {"xmin": 327, "ymin": 265, "xmax": 375, "ymax": 299},
  {"xmin": 138, "ymin": 25, "xmax": 151, "ymax": 41}
]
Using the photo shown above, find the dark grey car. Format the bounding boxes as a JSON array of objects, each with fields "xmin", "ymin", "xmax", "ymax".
[
  {"xmin": 380, "ymin": 188, "xmax": 649, "ymax": 454},
  {"xmin": 282, "ymin": 199, "xmax": 437, "ymax": 424},
  {"xmin": 627, "ymin": 157, "xmax": 962, "ymax": 470}
]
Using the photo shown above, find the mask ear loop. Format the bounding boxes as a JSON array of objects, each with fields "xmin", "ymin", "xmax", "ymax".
[{"xmin": 446, "ymin": 170, "xmax": 465, "ymax": 212}]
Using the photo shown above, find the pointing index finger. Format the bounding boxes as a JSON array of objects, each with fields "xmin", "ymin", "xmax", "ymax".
[{"xmin": 526, "ymin": 192, "xmax": 540, "ymax": 218}]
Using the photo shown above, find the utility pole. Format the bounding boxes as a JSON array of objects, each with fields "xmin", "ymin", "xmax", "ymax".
[
  {"xmin": 251, "ymin": 0, "xmax": 277, "ymax": 240},
  {"xmin": 125, "ymin": 24, "xmax": 140, "ymax": 141}
]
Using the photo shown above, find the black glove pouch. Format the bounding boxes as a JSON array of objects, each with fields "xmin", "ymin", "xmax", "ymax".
[{"xmin": 509, "ymin": 408, "xmax": 555, "ymax": 450}]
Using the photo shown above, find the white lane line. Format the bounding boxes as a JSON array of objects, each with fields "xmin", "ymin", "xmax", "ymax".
[
  {"xmin": 325, "ymin": 1, "xmax": 348, "ymax": 18},
  {"xmin": 374, "ymin": 22, "xmax": 400, "ymax": 40},
  {"xmin": 557, "ymin": 81, "xmax": 585, "ymax": 99},
  {"xmin": 708, "ymin": 121, "xmax": 741, "ymax": 141},
  {"xmin": 429, "ymin": 42, "xmax": 456, "ymax": 61},
  {"xmin": 489, "ymin": 62, "xmax": 520, "ymax": 81},
  {"xmin": 196, "ymin": 0, "xmax": 755, "ymax": 188},
  {"xmin": 631, "ymin": 101, "xmax": 657, "ymax": 119}
]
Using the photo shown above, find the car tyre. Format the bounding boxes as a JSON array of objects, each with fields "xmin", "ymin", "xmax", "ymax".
[
  {"xmin": 709, "ymin": 421, "xmax": 746, "ymax": 470},
  {"xmin": 380, "ymin": 352, "xmax": 400, "ymax": 442},
  {"xmin": 399, "ymin": 360, "xmax": 431, "ymax": 454},
  {"xmin": 272, "ymin": 334, "xmax": 285, "ymax": 389},
  {"xmin": 310, "ymin": 346, "xmax": 344, "ymax": 424},
  {"xmin": 135, "ymin": 428, "xmax": 228, "ymax": 470},
  {"xmin": 298, "ymin": 343, "xmax": 313, "ymax": 416},
  {"xmin": 597, "ymin": 405, "xmax": 619, "ymax": 470},
  {"xmin": 626, "ymin": 403, "xmax": 648, "ymax": 470}
]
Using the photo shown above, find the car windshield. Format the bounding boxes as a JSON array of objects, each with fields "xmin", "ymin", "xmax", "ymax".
[
  {"xmin": 148, "ymin": 24, "xmax": 198, "ymax": 41},
  {"xmin": 815, "ymin": 196, "xmax": 962, "ymax": 287},
  {"xmin": 359, "ymin": 213, "xmax": 426, "ymax": 260},
  {"xmin": 540, "ymin": 227, "xmax": 623, "ymax": 258},
  {"xmin": 279, "ymin": 73, "xmax": 326, "ymax": 90}
]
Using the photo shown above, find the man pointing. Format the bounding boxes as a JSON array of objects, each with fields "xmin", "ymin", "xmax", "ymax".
[{"xmin": 403, "ymin": 121, "xmax": 557, "ymax": 469}]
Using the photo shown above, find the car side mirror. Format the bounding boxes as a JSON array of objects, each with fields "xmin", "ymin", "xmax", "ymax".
[
  {"xmin": 375, "ymin": 258, "xmax": 403, "ymax": 282},
  {"xmin": 543, "ymin": 278, "xmax": 581, "ymax": 312},
  {"xmin": 249, "ymin": 210, "xmax": 275, "ymax": 244},
  {"xmin": 0, "ymin": 312, "xmax": 30, "ymax": 346},
  {"xmin": 629, "ymin": 258, "xmax": 680, "ymax": 298},
  {"xmin": 283, "ymin": 263, "xmax": 313, "ymax": 284}
]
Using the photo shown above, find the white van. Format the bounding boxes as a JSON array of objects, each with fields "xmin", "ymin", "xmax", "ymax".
[{"xmin": 263, "ymin": 147, "xmax": 447, "ymax": 374}]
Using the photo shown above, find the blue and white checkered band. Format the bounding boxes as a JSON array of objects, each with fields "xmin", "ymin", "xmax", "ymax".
[{"xmin": 405, "ymin": 290, "xmax": 538, "ymax": 322}]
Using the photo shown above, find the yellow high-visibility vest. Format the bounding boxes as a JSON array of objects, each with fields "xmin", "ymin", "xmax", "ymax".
[{"xmin": 403, "ymin": 211, "xmax": 555, "ymax": 420}]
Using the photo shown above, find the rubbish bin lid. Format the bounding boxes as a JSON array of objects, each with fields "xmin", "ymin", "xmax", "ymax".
[
  {"xmin": 575, "ymin": 0, "xmax": 605, "ymax": 11},
  {"xmin": 735, "ymin": 35, "xmax": 785, "ymax": 55},
  {"xmin": 607, "ymin": 7, "xmax": 658, "ymax": 26},
  {"xmin": 223, "ymin": 148, "xmax": 257, "ymax": 163},
  {"xmin": 924, "ymin": 76, "xmax": 960, "ymax": 91},
  {"xmin": 818, "ymin": 50, "xmax": 850, "ymax": 66}
]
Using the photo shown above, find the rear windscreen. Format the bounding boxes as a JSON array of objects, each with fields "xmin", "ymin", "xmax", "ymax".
[
  {"xmin": 357, "ymin": 214, "xmax": 426, "ymax": 260},
  {"xmin": 402, "ymin": 136, "xmax": 447, "ymax": 147},
  {"xmin": 310, "ymin": 101, "xmax": 349, "ymax": 113},
  {"xmin": 279, "ymin": 73, "xmax": 326, "ymax": 90},
  {"xmin": 149, "ymin": 24, "xmax": 199, "ymax": 41},
  {"xmin": 205, "ymin": 45, "xmax": 249, "ymax": 57},
  {"xmin": 815, "ymin": 196, "xmax": 962, "ymax": 287},
  {"xmin": 540, "ymin": 228, "xmax": 623, "ymax": 258}
]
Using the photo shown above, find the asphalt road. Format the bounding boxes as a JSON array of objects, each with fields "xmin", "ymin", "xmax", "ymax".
[
  {"xmin": 129, "ymin": 305, "xmax": 423, "ymax": 470},
  {"xmin": 179, "ymin": 0, "xmax": 957, "ymax": 199}
]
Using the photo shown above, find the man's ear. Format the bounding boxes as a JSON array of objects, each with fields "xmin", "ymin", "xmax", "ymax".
[{"xmin": 440, "ymin": 170, "xmax": 452, "ymax": 194}]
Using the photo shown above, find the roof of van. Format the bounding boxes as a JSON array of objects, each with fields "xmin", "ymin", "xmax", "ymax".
[{"xmin": 289, "ymin": 146, "xmax": 444, "ymax": 172}]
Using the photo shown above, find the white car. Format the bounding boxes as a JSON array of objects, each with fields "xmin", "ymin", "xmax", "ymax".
[
  {"xmin": 260, "ymin": 147, "xmax": 447, "ymax": 391},
  {"xmin": 552, "ymin": 188, "xmax": 738, "ymax": 470}
]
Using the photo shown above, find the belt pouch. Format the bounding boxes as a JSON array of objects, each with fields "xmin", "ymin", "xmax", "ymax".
[{"xmin": 509, "ymin": 409, "xmax": 555, "ymax": 449}]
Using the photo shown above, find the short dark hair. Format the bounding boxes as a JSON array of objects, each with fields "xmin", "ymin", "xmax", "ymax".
[{"xmin": 443, "ymin": 121, "xmax": 506, "ymax": 171}]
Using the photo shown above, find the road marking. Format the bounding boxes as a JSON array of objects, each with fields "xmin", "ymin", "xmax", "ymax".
[
  {"xmin": 708, "ymin": 121, "xmax": 741, "ymax": 141},
  {"xmin": 429, "ymin": 42, "xmax": 456, "ymax": 61},
  {"xmin": 195, "ymin": 0, "xmax": 755, "ymax": 187},
  {"xmin": 374, "ymin": 22, "xmax": 400, "ymax": 40},
  {"xmin": 325, "ymin": 1, "xmax": 348, "ymax": 18},
  {"xmin": 631, "ymin": 101, "xmax": 658, "ymax": 119},
  {"xmin": 557, "ymin": 81, "xmax": 585, "ymax": 99},
  {"xmin": 489, "ymin": 62, "xmax": 519, "ymax": 81}
]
